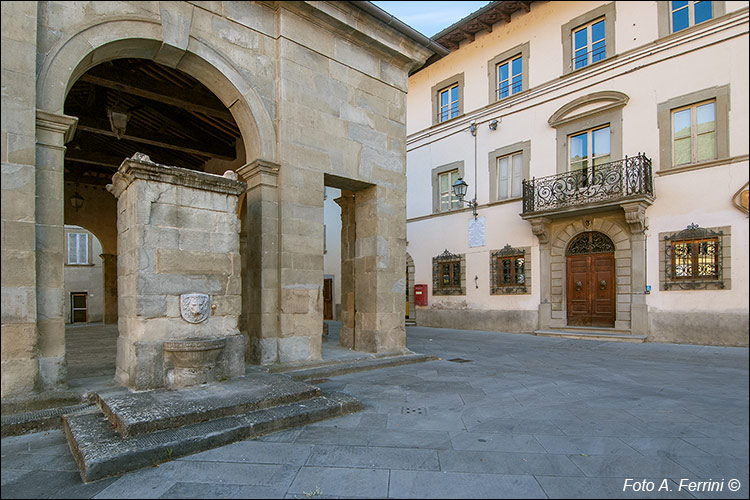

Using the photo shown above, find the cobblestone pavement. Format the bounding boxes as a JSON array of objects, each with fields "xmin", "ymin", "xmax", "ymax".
[{"xmin": 2, "ymin": 325, "xmax": 748, "ymax": 499}]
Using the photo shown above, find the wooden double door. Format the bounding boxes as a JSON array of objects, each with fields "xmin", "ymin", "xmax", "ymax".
[{"xmin": 566, "ymin": 251, "xmax": 615, "ymax": 328}]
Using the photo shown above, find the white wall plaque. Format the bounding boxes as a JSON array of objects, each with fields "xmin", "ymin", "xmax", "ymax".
[{"xmin": 468, "ymin": 216, "xmax": 486, "ymax": 248}]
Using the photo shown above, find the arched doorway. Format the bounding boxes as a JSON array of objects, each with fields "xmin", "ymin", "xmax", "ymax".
[
  {"xmin": 405, "ymin": 253, "xmax": 415, "ymax": 322},
  {"xmin": 35, "ymin": 20, "xmax": 276, "ymax": 390},
  {"xmin": 566, "ymin": 231, "xmax": 616, "ymax": 327}
]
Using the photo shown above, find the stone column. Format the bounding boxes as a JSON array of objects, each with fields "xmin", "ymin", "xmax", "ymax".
[
  {"xmin": 100, "ymin": 253, "xmax": 118, "ymax": 324},
  {"xmin": 530, "ymin": 217, "xmax": 552, "ymax": 330},
  {"xmin": 352, "ymin": 185, "xmax": 406, "ymax": 353},
  {"xmin": 236, "ymin": 159, "xmax": 280, "ymax": 365},
  {"xmin": 623, "ymin": 202, "xmax": 649, "ymax": 335},
  {"xmin": 35, "ymin": 110, "xmax": 78, "ymax": 391},
  {"xmin": 335, "ymin": 191, "xmax": 356, "ymax": 349},
  {"xmin": 1, "ymin": 0, "xmax": 40, "ymax": 397},
  {"xmin": 108, "ymin": 154, "xmax": 246, "ymax": 390}
]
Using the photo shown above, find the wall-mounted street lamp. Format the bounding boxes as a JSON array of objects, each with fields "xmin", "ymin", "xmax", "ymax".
[{"xmin": 452, "ymin": 177, "xmax": 478, "ymax": 219}]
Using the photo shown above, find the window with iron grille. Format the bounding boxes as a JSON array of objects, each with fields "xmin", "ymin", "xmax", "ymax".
[
  {"xmin": 490, "ymin": 245, "xmax": 530, "ymax": 295},
  {"xmin": 663, "ymin": 223, "xmax": 727, "ymax": 290},
  {"xmin": 432, "ymin": 249, "xmax": 465, "ymax": 295}
]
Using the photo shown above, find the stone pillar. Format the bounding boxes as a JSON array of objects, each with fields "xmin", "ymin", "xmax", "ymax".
[
  {"xmin": 274, "ymin": 165, "xmax": 325, "ymax": 364},
  {"xmin": 530, "ymin": 217, "xmax": 552, "ymax": 330},
  {"xmin": 108, "ymin": 154, "xmax": 246, "ymax": 390},
  {"xmin": 35, "ymin": 110, "xmax": 78, "ymax": 391},
  {"xmin": 352, "ymin": 185, "xmax": 406, "ymax": 353},
  {"xmin": 335, "ymin": 191, "xmax": 356, "ymax": 349},
  {"xmin": 623, "ymin": 202, "xmax": 649, "ymax": 335},
  {"xmin": 236, "ymin": 160, "xmax": 280, "ymax": 365},
  {"xmin": 1, "ymin": 0, "xmax": 41, "ymax": 397},
  {"xmin": 100, "ymin": 253, "xmax": 118, "ymax": 324}
]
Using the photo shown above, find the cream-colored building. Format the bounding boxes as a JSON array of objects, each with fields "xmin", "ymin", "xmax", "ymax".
[
  {"xmin": 406, "ymin": 1, "xmax": 749, "ymax": 346},
  {"xmin": 63, "ymin": 226, "xmax": 104, "ymax": 324}
]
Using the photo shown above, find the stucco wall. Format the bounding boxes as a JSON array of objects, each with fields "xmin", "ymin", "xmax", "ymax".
[{"xmin": 405, "ymin": 1, "xmax": 749, "ymax": 345}]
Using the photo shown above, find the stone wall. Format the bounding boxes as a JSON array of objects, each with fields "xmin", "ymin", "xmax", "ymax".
[{"xmin": 108, "ymin": 155, "xmax": 246, "ymax": 390}]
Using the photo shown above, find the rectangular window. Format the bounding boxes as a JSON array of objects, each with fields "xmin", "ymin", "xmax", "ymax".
[
  {"xmin": 496, "ymin": 152, "xmax": 524, "ymax": 200},
  {"xmin": 497, "ymin": 55, "xmax": 523, "ymax": 100},
  {"xmin": 439, "ymin": 169, "xmax": 460, "ymax": 211},
  {"xmin": 439, "ymin": 84, "xmax": 459, "ymax": 123},
  {"xmin": 569, "ymin": 125, "xmax": 611, "ymax": 174},
  {"xmin": 499, "ymin": 254, "xmax": 525, "ymax": 285},
  {"xmin": 67, "ymin": 233, "xmax": 89, "ymax": 265},
  {"xmin": 671, "ymin": 1, "xmax": 713, "ymax": 33},
  {"xmin": 573, "ymin": 18, "xmax": 606, "ymax": 70},
  {"xmin": 433, "ymin": 250, "xmax": 465, "ymax": 295},
  {"xmin": 440, "ymin": 261, "xmax": 461, "ymax": 288},
  {"xmin": 672, "ymin": 100, "xmax": 716, "ymax": 166},
  {"xmin": 491, "ymin": 245, "xmax": 529, "ymax": 295},
  {"xmin": 672, "ymin": 237, "xmax": 719, "ymax": 279}
]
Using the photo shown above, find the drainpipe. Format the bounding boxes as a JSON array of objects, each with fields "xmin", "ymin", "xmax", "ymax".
[{"xmin": 350, "ymin": 1, "xmax": 450, "ymax": 58}]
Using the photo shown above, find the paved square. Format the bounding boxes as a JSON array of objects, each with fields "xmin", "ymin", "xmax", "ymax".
[{"xmin": 2, "ymin": 325, "xmax": 747, "ymax": 498}]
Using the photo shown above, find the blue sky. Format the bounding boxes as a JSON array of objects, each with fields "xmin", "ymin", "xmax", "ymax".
[{"xmin": 371, "ymin": 1, "xmax": 491, "ymax": 38}]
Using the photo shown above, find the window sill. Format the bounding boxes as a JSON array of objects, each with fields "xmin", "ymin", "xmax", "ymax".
[
  {"xmin": 657, "ymin": 154, "xmax": 749, "ymax": 176},
  {"xmin": 564, "ymin": 57, "xmax": 609, "ymax": 77},
  {"xmin": 492, "ymin": 88, "xmax": 531, "ymax": 104},
  {"xmin": 66, "ymin": 263, "xmax": 95, "ymax": 267}
]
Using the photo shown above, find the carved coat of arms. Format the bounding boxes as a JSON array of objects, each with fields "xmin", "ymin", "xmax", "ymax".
[{"xmin": 180, "ymin": 293, "xmax": 210, "ymax": 323}]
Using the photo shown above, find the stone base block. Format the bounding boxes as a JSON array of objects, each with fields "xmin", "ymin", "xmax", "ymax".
[
  {"xmin": 417, "ymin": 308, "xmax": 539, "ymax": 334},
  {"xmin": 649, "ymin": 310, "xmax": 749, "ymax": 346}
]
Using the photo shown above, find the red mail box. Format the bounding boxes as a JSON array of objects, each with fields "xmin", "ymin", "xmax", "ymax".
[{"xmin": 414, "ymin": 284, "xmax": 428, "ymax": 306}]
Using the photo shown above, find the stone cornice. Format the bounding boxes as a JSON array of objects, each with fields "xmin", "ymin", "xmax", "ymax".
[{"xmin": 107, "ymin": 153, "xmax": 246, "ymax": 199}]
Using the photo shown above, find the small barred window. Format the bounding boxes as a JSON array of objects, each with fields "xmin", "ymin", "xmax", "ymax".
[
  {"xmin": 665, "ymin": 223, "xmax": 723, "ymax": 289},
  {"xmin": 433, "ymin": 249, "xmax": 465, "ymax": 295},
  {"xmin": 491, "ymin": 244, "xmax": 528, "ymax": 294}
]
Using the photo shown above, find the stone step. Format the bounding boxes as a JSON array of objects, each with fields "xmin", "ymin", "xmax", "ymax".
[
  {"xmin": 64, "ymin": 391, "xmax": 362, "ymax": 483},
  {"xmin": 535, "ymin": 329, "xmax": 647, "ymax": 343},
  {"xmin": 1, "ymin": 402, "xmax": 94, "ymax": 437},
  {"xmin": 271, "ymin": 353, "xmax": 439, "ymax": 381},
  {"xmin": 93, "ymin": 371, "xmax": 322, "ymax": 438}
]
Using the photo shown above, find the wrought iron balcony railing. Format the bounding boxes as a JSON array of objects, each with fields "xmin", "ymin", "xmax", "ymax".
[{"xmin": 522, "ymin": 154, "xmax": 653, "ymax": 214}]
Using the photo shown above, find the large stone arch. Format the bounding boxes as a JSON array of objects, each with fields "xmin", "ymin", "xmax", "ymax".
[
  {"xmin": 32, "ymin": 15, "xmax": 278, "ymax": 390},
  {"xmin": 36, "ymin": 18, "xmax": 277, "ymax": 163},
  {"xmin": 548, "ymin": 217, "xmax": 633, "ymax": 330}
]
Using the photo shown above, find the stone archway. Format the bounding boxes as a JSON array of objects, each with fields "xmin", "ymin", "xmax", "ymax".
[
  {"xmin": 406, "ymin": 252, "xmax": 416, "ymax": 322},
  {"xmin": 548, "ymin": 217, "xmax": 632, "ymax": 330},
  {"xmin": 33, "ymin": 16, "xmax": 276, "ymax": 391}
]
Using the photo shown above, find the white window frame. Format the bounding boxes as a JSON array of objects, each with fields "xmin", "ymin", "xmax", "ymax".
[
  {"xmin": 568, "ymin": 125, "xmax": 611, "ymax": 173},
  {"xmin": 671, "ymin": 1, "xmax": 713, "ymax": 33},
  {"xmin": 496, "ymin": 152, "xmax": 524, "ymax": 201},
  {"xmin": 572, "ymin": 18, "xmax": 606, "ymax": 70},
  {"xmin": 670, "ymin": 99, "xmax": 717, "ymax": 166},
  {"xmin": 438, "ymin": 169, "xmax": 460, "ymax": 212},
  {"xmin": 496, "ymin": 55, "xmax": 523, "ymax": 100},
  {"xmin": 438, "ymin": 84, "xmax": 460, "ymax": 123},
  {"xmin": 67, "ymin": 232, "xmax": 89, "ymax": 265}
]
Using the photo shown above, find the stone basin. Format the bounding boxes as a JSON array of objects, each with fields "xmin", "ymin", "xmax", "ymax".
[{"xmin": 164, "ymin": 337, "xmax": 226, "ymax": 388}]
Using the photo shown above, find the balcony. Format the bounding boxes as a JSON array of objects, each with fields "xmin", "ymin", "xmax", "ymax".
[{"xmin": 522, "ymin": 154, "xmax": 653, "ymax": 217}]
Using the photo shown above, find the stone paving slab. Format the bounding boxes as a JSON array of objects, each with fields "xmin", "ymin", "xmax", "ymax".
[
  {"xmin": 95, "ymin": 372, "xmax": 321, "ymax": 437},
  {"xmin": 2, "ymin": 325, "xmax": 748, "ymax": 499}
]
